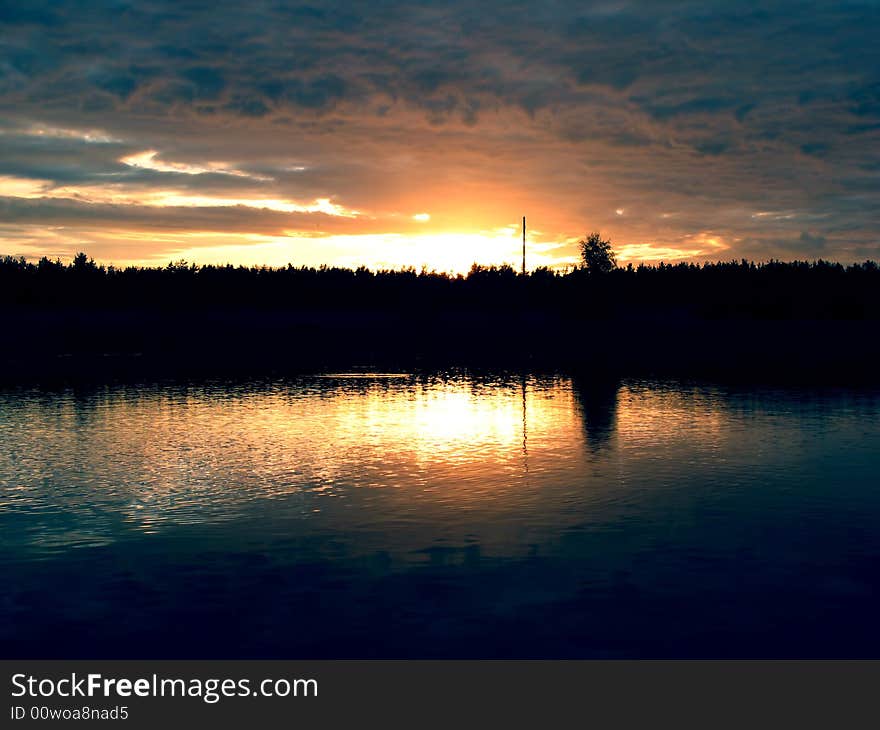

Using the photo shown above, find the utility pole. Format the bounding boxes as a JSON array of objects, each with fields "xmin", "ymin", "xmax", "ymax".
[{"xmin": 522, "ymin": 216, "xmax": 526, "ymax": 276}]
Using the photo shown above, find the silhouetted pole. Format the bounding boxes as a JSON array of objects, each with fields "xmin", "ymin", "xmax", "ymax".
[{"xmin": 522, "ymin": 216, "xmax": 526, "ymax": 276}]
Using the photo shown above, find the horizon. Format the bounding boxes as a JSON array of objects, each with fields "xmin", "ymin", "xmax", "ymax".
[
  {"xmin": 2, "ymin": 2, "xmax": 879, "ymax": 272},
  {"xmin": 6, "ymin": 248, "xmax": 880, "ymax": 276}
]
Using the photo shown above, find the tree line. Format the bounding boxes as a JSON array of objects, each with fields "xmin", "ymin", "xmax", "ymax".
[{"xmin": 1, "ymin": 239, "xmax": 878, "ymax": 320}]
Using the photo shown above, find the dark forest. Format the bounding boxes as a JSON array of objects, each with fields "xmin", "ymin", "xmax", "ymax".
[{"xmin": 2, "ymin": 254, "xmax": 878, "ymax": 381}]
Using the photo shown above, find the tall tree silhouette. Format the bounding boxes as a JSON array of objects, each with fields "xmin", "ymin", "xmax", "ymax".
[{"xmin": 579, "ymin": 232, "xmax": 617, "ymax": 274}]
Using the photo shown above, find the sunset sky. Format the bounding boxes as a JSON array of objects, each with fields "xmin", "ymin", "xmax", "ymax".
[{"xmin": 1, "ymin": 1, "xmax": 879, "ymax": 273}]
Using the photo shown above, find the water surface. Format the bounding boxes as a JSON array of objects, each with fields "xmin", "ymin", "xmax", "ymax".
[{"xmin": 2, "ymin": 373, "xmax": 879, "ymax": 657}]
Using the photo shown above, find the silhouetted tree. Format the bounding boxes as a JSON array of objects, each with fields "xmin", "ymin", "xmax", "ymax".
[
  {"xmin": 72, "ymin": 251, "xmax": 100, "ymax": 273},
  {"xmin": 579, "ymin": 232, "xmax": 617, "ymax": 274}
]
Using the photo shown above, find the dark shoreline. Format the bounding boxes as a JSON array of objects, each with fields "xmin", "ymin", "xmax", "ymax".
[
  {"xmin": 3, "ymin": 306, "xmax": 878, "ymax": 385},
  {"xmin": 4, "ymin": 257, "xmax": 879, "ymax": 384}
]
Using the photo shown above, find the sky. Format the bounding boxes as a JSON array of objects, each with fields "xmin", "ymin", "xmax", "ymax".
[{"xmin": 1, "ymin": 0, "xmax": 879, "ymax": 272}]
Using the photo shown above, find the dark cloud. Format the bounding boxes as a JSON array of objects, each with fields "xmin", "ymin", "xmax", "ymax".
[
  {"xmin": 0, "ymin": 134, "xmax": 132, "ymax": 183},
  {"xmin": 0, "ymin": 0, "xmax": 878, "ymax": 264},
  {"xmin": 5, "ymin": 1, "xmax": 878, "ymax": 137},
  {"xmin": 0, "ymin": 130, "xmax": 282, "ymax": 193},
  {"xmin": 734, "ymin": 231, "xmax": 833, "ymax": 260}
]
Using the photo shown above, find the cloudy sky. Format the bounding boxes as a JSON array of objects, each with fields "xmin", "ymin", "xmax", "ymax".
[{"xmin": 1, "ymin": 0, "xmax": 879, "ymax": 271}]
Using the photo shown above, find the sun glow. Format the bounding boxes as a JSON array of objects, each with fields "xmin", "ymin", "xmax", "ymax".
[
  {"xmin": 286, "ymin": 227, "xmax": 570, "ymax": 274},
  {"xmin": 124, "ymin": 226, "xmax": 572, "ymax": 274}
]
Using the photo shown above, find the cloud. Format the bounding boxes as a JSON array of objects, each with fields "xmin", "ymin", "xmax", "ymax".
[
  {"xmin": 0, "ymin": 0, "xmax": 877, "ymax": 266},
  {"xmin": 0, "ymin": 195, "xmax": 370, "ymax": 234},
  {"xmin": 734, "ymin": 231, "xmax": 835, "ymax": 260}
]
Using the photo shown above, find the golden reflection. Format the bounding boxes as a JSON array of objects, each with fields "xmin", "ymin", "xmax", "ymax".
[{"xmin": 1, "ymin": 377, "xmax": 753, "ymax": 555}]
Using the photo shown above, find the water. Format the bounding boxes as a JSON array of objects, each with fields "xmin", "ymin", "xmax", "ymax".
[{"xmin": 1, "ymin": 373, "xmax": 879, "ymax": 657}]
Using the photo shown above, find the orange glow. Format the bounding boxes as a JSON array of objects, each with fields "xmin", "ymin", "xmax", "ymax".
[
  {"xmin": 616, "ymin": 233, "xmax": 730, "ymax": 263},
  {"xmin": 150, "ymin": 228, "xmax": 575, "ymax": 274},
  {"xmin": 0, "ymin": 145, "xmax": 735, "ymax": 269}
]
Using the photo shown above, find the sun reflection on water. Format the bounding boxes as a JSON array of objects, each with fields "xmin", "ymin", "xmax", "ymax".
[{"xmin": 2, "ymin": 375, "xmax": 867, "ymax": 559}]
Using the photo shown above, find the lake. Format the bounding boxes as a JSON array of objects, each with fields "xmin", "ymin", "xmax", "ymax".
[{"xmin": 2, "ymin": 373, "xmax": 879, "ymax": 657}]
